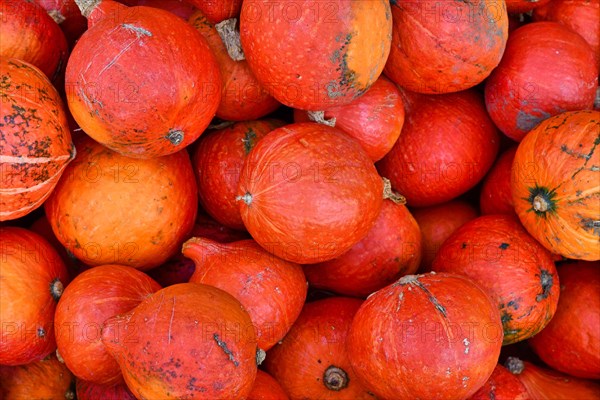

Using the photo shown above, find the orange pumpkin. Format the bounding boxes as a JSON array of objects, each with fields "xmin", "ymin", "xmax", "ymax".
[
  {"xmin": 0, "ymin": 58, "xmax": 75, "ymax": 221},
  {"xmin": 0, "ymin": 355, "xmax": 74, "ymax": 399},
  {"xmin": 511, "ymin": 110, "xmax": 600, "ymax": 261},
  {"xmin": 248, "ymin": 370, "xmax": 289, "ymax": 400},
  {"xmin": 469, "ymin": 364, "xmax": 531, "ymax": 400}
]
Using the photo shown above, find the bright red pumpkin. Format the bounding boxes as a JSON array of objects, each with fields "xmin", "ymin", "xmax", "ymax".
[
  {"xmin": 0, "ymin": 0, "xmax": 68, "ymax": 81},
  {"xmin": 528, "ymin": 263, "xmax": 600, "ymax": 379},
  {"xmin": 183, "ymin": 237, "xmax": 307, "ymax": 351},
  {"xmin": 192, "ymin": 119, "xmax": 283, "ymax": 230},
  {"xmin": 384, "ymin": 0, "xmax": 508, "ymax": 94},
  {"xmin": 45, "ymin": 135, "xmax": 198, "ymax": 270},
  {"xmin": 485, "ymin": 22, "xmax": 597, "ymax": 142},
  {"xmin": 76, "ymin": 379, "xmax": 137, "ymax": 400},
  {"xmin": 101, "ymin": 283, "xmax": 258, "ymax": 399},
  {"xmin": 480, "ymin": 146, "xmax": 518, "ymax": 216},
  {"xmin": 0, "ymin": 355, "xmax": 74, "ymax": 399},
  {"xmin": 54, "ymin": 265, "xmax": 162, "ymax": 385},
  {"xmin": 293, "ymin": 76, "xmax": 405, "ymax": 161},
  {"xmin": 412, "ymin": 200, "xmax": 479, "ymax": 272},
  {"xmin": 469, "ymin": 364, "xmax": 532, "ymax": 400},
  {"xmin": 189, "ymin": 0, "xmax": 242, "ymax": 23},
  {"xmin": 304, "ymin": 199, "xmax": 421, "ymax": 297},
  {"xmin": 264, "ymin": 297, "xmax": 373, "ymax": 400},
  {"xmin": 511, "ymin": 110, "xmax": 600, "ymax": 261},
  {"xmin": 505, "ymin": 357, "xmax": 600, "ymax": 399},
  {"xmin": 432, "ymin": 215, "xmax": 560, "ymax": 344},
  {"xmin": 0, "ymin": 58, "xmax": 75, "ymax": 222},
  {"xmin": 189, "ymin": 12, "xmax": 280, "ymax": 121},
  {"xmin": 66, "ymin": 0, "xmax": 221, "ymax": 158},
  {"xmin": 237, "ymin": 122, "xmax": 383, "ymax": 264},
  {"xmin": 347, "ymin": 272, "xmax": 504, "ymax": 399},
  {"xmin": 0, "ymin": 227, "xmax": 69, "ymax": 366},
  {"xmin": 240, "ymin": 0, "xmax": 392, "ymax": 110},
  {"xmin": 377, "ymin": 89, "xmax": 500, "ymax": 207},
  {"xmin": 248, "ymin": 370, "xmax": 289, "ymax": 400}
]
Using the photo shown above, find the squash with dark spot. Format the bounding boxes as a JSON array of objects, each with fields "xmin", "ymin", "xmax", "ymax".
[{"xmin": 511, "ymin": 110, "xmax": 600, "ymax": 261}]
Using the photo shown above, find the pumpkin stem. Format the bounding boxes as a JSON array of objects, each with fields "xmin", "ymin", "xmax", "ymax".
[
  {"xmin": 236, "ymin": 193, "xmax": 253, "ymax": 205},
  {"xmin": 56, "ymin": 349, "xmax": 65, "ymax": 364},
  {"xmin": 74, "ymin": 0, "xmax": 101, "ymax": 17},
  {"xmin": 532, "ymin": 194, "xmax": 549, "ymax": 212},
  {"xmin": 215, "ymin": 18, "xmax": 245, "ymax": 61},
  {"xmin": 256, "ymin": 348, "xmax": 266, "ymax": 365},
  {"xmin": 382, "ymin": 177, "xmax": 406, "ymax": 204},
  {"xmin": 50, "ymin": 278, "xmax": 64, "ymax": 301},
  {"xmin": 65, "ymin": 390, "xmax": 75, "ymax": 400},
  {"xmin": 47, "ymin": 10, "xmax": 66, "ymax": 24},
  {"xmin": 307, "ymin": 111, "xmax": 336, "ymax": 127},
  {"xmin": 323, "ymin": 366, "xmax": 349, "ymax": 391},
  {"xmin": 505, "ymin": 357, "xmax": 525, "ymax": 375}
]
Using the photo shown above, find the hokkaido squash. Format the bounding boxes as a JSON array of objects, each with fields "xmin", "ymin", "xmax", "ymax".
[
  {"xmin": 0, "ymin": 58, "xmax": 75, "ymax": 221},
  {"xmin": 511, "ymin": 110, "xmax": 600, "ymax": 261},
  {"xmin": 189, "ymin": 0, "xmax": 241, "ymax": 23},
  {"xmin": 0, "ymin": 355, "xmax": 74, "ymax": 399},
  {"xmin": 468, "ymin": 364, "xmax": 531, "ymax": 400},
  {"xmin": 480, "ymin": 146, "xmax": 518, "ymax": 216},
  {"xmin": 76, "ymin": 379, "xmax": 136, "ymax": 400}
]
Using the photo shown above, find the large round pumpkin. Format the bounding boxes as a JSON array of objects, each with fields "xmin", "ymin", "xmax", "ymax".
[
  {"xmin": 480, "ymin": 146, "xmax": 518, "ymax": 216},
  {"xmin": 0, "ymin": 58, "xmax": 75, "ymax": 222},
  {"xmin": 485, "ymin": 22, "xmax": 597, "ymax": 142},
  {"xmin": 44, "ymin": 135, "xmax": 198, "ymax": 270},
  {"xmin": 511, "ymin": 110, "xmax": 600, "ymax": 261},
  {"xmin": 384, "ymin": 0, "xmax": 508, "ymax": 94},
  {"xmin": 237, "ymin": 122, "xmax": 383, "ymax": 264},
  {"xmin": 0, "ymin": 355, "xmax": 74, "ymax": 399},
  {"xmin": 240, "ymin": 0, "xmax": 392, "ymax": 110},
  {"xmin": 347, "ymin": 272, "xmax": 503, "ymax": 399},
  {"xmin": 65, "ymin": 0, "xmax": 221, "ymax": 158}
]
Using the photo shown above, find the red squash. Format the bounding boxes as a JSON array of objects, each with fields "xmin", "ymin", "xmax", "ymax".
[
  {"xmin": 0, "ymin": 0, "xmax": 68, "ymax": 81},
  {"xmin": 304, "ymin": 199, "xmax": 421, "ymax": 298},
  {"xmin": 384, "ymin": 0, "xmax": 508, "ymax": 94},
  {"xmin": 480, "ymin": 146, "xmax": 518, "ymax": 216},
  {"xmin": 264, "ymin": 297, "xmax": 373, "ymax": 400},
  {"xmin": 183, "ymin": 238, "xmax": 307, "ymax": 351},
  {"xmin": 293, "ymin": 76, "xmax": 405, "ymax": 161},
  {"xmin": 189, "ymin": 0, "xmax": 241, "ymax": 23},
  {"xmin": 511, "ymin": 110, "xmax": 600, "ymax": 261},
  {"xmin": 240, "ymin": 0, "xmax": 392, "ymax": 110},
  {"xmin": 347, "ymin": 272, "xmax": 504, "ymax": 400},
  {"xmin": 192, "ymin": 120, "xmax": 283, "ymax": 230},
  {"xmin": 376, "ymin": 90, "xmax": 500, "ymax": 207},
  {"xmin": 528, "ymin": 263, "xmax": 600, "ymax": 379},
  {"xmin": 101, "ymin": 283, "xmax": 258, "ymax": 399},
  {"xmin": 0, "ymin": 227, "xmax": 69, "ymax": 366},
  {"xmin": 76, "ymin": 379, "xmax": 137, "ymax": 400},
  {"xmin": 432, "ymin": 215, "xmax": 560, "ymax": 345},
  {"xmin": 0, "ymin": 58, "xmax": 75, "ymax": 222},
  {"xmin": 505, "ymin": 357, "xmax": 600, "ymax": 399},
  {"xmin": 237, "ymin": 123, "xmax": 383, "ymax": 264},
  {"xmin": 45, "ymin": 135, "xmax": 198, "ymax": 270},
  {"xmin": 248, "ymin": 371, "xmax": 289, "ymax": 400},
  {"xmin": 412, "ymin": 200, "xmax": 479, "ymax": 272},
  {"xmin": 66, "ymin": 0, "xmax": 221, "ymax": 158},
  {"xmin": 54, "ymin": 265, "xmax": 162, "ymax": 385},
  {"xmin": 135, "ymin": 0, "xmax": 196, "ymax": 19},
  {"xmin": 0, "ymin": 355, "xmax": 74, "ymax": 399},
  {"xmin": 189, "ymin": 12, "xmax": 280, "ymax": 121},
  {"xmin": 469, "ymin": 364, "xmax": 532, "ymax": 400},
  {"xmin": 485, "ymin": 22, "xmax": 597, "ymax": 142}
]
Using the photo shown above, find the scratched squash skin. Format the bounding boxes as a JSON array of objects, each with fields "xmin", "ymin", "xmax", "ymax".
[
  {"xmin": 101, "ymin": 283, "xmax": 258, "ymax": 399},
  {"xmin": 0, "ymin": 58, "xmax": 75, "ymax": 221}
]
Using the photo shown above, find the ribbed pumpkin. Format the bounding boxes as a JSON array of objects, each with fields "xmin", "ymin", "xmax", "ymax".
[
  {"xmin": 511, "ymin": 110, "xmax": 600, "ymax": 261},
  {"xmin": 0, "ymin": 355, "xmax": 74, "ymax": 399},
  {"xmin": 0, "ymin": 58, "xmax": 75, "ymax": 221}
]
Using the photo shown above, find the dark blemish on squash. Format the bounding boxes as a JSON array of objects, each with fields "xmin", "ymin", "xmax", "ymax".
[
  {"xmin": 579, "ymin": 217, "xmax": 600, "ymax": 236},
  {"xmin": 576, "ymin": 190, "xmax": 582, "ymax": 196},
  {"xmin": 213, "ymin": 333, "xmax": 239, "ymax": 367},
  {"xmin": 122, "ymin": 24, "xmax": 153, "ymax": 37},
  {"xmin": 327, "ymin": 33, "xmax": 356, "ymax": 99},
  {"xmin": 515, "ymin": 110, "xmax": 551, "ymax": 132},
  {"xmin": 500, "ymin": 311, "xmax": 513, "ymax": 324},
  {"xmin": 399, "ymin": 275, "xmax": 447, "ymax": 318},
  {"xmin": 317, "ymin": 359, "xmax": 322, "ymax": 364},
  {"xmin": 507, "ymin": 300, "xmax": 519, "ymax": 310},
  {"xmin": 536, "ymin": 270, "xmax": 553, "ymax": 302},
  {"xmin": 37, "ymin": 327, "xmax": 46, "ymax": 338},
  {"xmin": 50, "ymin": 278, "xmax": 64, "ymax": 301},
  {"xmin": 499, "ymin": 243, "xmax": 509, "ymax": 250},
  {"xmin": 166, "ymin": 129, "xmax": 184, "ymax": 145},
  {"xmin": 242, "ymin": 128, "xmax": 257, "ymax": 154},
  {"xmin": 461, "ymin": 243, "xmax": 467, "ymax": 249}
]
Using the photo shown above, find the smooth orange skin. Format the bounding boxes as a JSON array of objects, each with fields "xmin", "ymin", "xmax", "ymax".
[
  {"xmin": 248, "ymin": 371, "xmax": 289, "ymax": 400},
  {"xmin": 76, "ymin": 379, "xmax": 137, "ymax": 400},
  {"xmin": 189, "ymin": 12, "xmax": 280, "ymax": 121},
  {"xmin": 264, "ymin": 297, "xmax": 372, "ymax": 400},
  {"xmin": 0, "ymin": 227, "xmax": 69, "ymax": 366},
  {"xmin": 240, "ymin": 0, "xmax": 392, "ymax": 110},
  {"xmin": 347, "ymin": 272, "xmax": 503, "ymax": 400},
  {"xmin": 237, "ymin": 122, "xmax": 383, "ymax": 264},
  {"xmin": 384, "ymin": 0, "xmax": 508, "ymax": 94},
  {"xmin": 0, "ymin": 59, "xmax": 75, "ymax": 222},
  {"xmin": 412, "ymin": 200, "xmax": 478, "ymax": 272},
  {"xmin": 101, "ymin": 283, "xmax": 258, "ymax": 400},
  {"xmin": 529, "ymin": 263, "xmax": 600, "ymax": 379},
  {"xmin": 480, "ymin": 146, "xmax": 518, "ymax": 216},
  {"xmin": 511, "ymin": 110, "xmax": 600, "ymax": 261},
  {"xmin": 469, "ymin": 365, "xmax": 532, "ymax": 400},
  {"xmin": 0, "ymin": 355, "xmax": 74, "ymax": 399},
  {"xmin": 293, "ymin": 76, "xmax": 404, "ymax": 161},
  {"xmin": 54, "ymin": 265, "xmax": 161, "ymax": 385},
  {"xmin": 66, "ymin": 1, "xmax": 221, "ymax": 158},
  {"xmin": 432, "ymin": 215, "xmax": 560, "ymax": 345},
  {"xmin": 304, "ymin": 200, "xmax": 421, "ymax": 298},
  {"xmin": 184, "ymin": 238, "xmax": 307, "ymax": 351},
  {"xmin": 192, "ymin": 120, "xmax": 284, "ymax": 230},
  {"xmin": 485, "ymin": 23, "xmax": 597, "ymax": 142},
  {"xmin": 44, "ymin": 135, "xmax": 198, "ymax": 270}
]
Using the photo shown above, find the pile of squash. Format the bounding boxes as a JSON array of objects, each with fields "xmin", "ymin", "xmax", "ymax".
[{"xmin": 1, "ymin": 0, "xmax": 598, "ymax": 398}]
